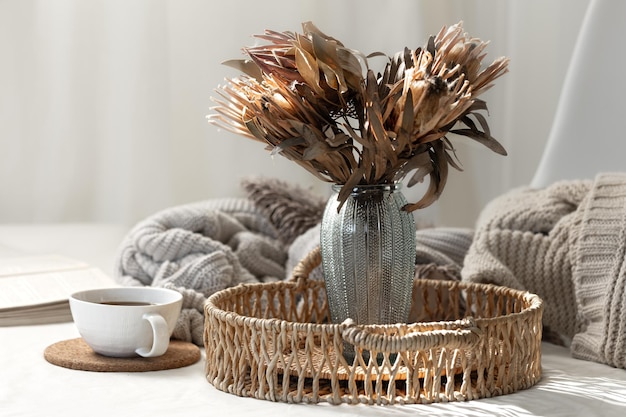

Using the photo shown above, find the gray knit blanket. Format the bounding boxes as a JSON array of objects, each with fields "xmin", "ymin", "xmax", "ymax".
[{"xmin": 115, "ymin": 198, "xmax": 288, "ymax": 345}]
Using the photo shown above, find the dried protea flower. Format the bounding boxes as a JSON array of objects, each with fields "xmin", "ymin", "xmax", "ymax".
[{"xmin": 208, "ymin": 21, "xmax": 509, "ymax": 212}]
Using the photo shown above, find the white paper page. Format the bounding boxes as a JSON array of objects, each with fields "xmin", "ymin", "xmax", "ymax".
[
  {"xmin": 0, "ymin": 257, "xmax": 118, "ymax": 310},
  {"xmin": 0, "ymin": 255, "xmax": 89, "ymax": 277}
]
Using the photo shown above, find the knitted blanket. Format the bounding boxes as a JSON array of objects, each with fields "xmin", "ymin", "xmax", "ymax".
[
  {"xmin": 463, "ymin": 173, "xmax": 626, "ymax": 369},
  {"xmin": 115, "ymin": 198, "xmax": 287, "ymax": 345}
]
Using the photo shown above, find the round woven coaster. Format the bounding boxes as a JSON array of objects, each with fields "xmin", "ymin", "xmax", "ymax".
[{"xmin": 44, "ymin": 338, "xmax": 201, "ymax": 372}]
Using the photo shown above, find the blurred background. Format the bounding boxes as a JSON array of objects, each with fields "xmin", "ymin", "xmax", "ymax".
[{"xmin": 0, "ymin": 0, "xmax": 590, "ymax": 228}]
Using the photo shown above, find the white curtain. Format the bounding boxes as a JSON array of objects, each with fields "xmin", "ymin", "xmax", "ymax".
[{"xmin": 0, "ymin": 0, "xmax": 590, "ymax": 227}]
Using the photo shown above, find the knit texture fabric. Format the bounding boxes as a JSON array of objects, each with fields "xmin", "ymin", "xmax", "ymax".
[
  {"xmin": 463, "ymin": 180, "xmax": 589, "ymax": 340},
  {"xmin": 241, "ymin": 176, "xmax": 325, "ymax": 245},
  {"xmin": 463, "ymin": 173, "xmax": 626, "ymax": 369},
  {"xmin": 571, "ymin": 173, "xmax": 626, "ymax": 367},
  {"xmin": 115, "ymin": 198, "xmax": 286, "ymax": 346},
  {"xmin": 414, "ymin": 227, "xmax": 474, "ymax": 267}
]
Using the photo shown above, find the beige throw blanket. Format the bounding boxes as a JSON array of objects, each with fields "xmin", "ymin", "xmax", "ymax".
[{"xmin": 463, "ymin": 173, "xmax": 626, "ymax": 369}]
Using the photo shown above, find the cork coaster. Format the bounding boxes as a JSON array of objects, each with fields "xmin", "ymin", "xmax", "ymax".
[{"xmin": 44, "ymin": 338, "xmax": 201, "ymax": 372}]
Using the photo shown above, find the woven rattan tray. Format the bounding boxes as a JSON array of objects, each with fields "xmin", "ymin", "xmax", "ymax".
[{"xmin": 204, "ymin": 248, "xmax": 543, "ymax": 405}]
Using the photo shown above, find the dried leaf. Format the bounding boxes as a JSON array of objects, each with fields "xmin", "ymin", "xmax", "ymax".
[
  {"xmin": 244, "ymin": 119, "xmax": 268, "ymax": 142},
  {"xmin": 302, "ymin": 141, "xmax": 330, "ymax": 160},
  {"xmin": 318, "ymin": 59, "xmax": 342, "ymax": 92},
  {"xmin": 397, "ymin": 151, "xmax": 432, "ymax": 186},
  {"xmin": 397, "ymin": 87, "xmax": 415, "ymax": 151},
  {"xmin": 441, "ymin": 137, "xmax": 463, "ymax": 171},
  {"xmin": 310, "ymin": 32, "xmax": 348, "ymax": 93},
  {"xmin": 302, "ymin": 21, "xmax": 344, "ymax": 46},
  {"xmin": 336, "ymin": 165, "xmax": 366, "ymax": 211},
  {"xmin": 403, "ymin": 142, "xmax": 449, "ymax": 212},
  {"xmin": 222, "ymin": 59, "xmax": 264, "ymax": 82},
  {"xmin": 469, "ymin": 111, "xmax": 491, "ymax": 138},
  {"xmin": 295, "ymin": 47, "xmax": 323, "ymax": 94},
  {"xmin": 269, "ymin": 136, "xmax": 306, "ymax": 156},
  {"xmin": 451, "ymin": 128, "xmax": 507, "ymax": 155}
]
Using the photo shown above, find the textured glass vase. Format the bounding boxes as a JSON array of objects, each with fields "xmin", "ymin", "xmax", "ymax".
[{"xmin": 320, "ymin": 184, "xmax": 416, "ymax": 358}]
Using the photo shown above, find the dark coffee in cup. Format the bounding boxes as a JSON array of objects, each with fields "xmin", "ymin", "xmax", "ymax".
[{"xmin": 99, "ymin": 301, "xmax": 155, "ymax": 306}]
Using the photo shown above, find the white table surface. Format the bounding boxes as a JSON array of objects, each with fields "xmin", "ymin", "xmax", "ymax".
[{"xmin": 2, "ymin": 224, "xmax": 626, "ymax": 417}]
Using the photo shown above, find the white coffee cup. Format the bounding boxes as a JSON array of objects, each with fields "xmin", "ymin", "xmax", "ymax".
[{"xmin": 69, "ymin": 287, "xmax": 183, "ymax": 358}]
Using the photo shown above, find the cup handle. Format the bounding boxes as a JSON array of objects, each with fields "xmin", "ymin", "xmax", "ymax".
[{"xmin": 135, "ymin": 312, "xmax": 170, "ymax": 357}]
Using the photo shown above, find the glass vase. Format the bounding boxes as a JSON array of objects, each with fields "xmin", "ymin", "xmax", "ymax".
[{"xmin": 320, "ymin": 184, "xmax": 416, "ymax": 361}]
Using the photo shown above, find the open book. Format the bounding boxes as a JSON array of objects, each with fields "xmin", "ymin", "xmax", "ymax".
[{"xmin": 0, "ymin": 255, "xmax": 118, "ymax": 326}]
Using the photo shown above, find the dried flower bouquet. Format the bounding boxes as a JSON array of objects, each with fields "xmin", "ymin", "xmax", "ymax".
[{"xmin": 208, "ymin": 21, "xmax": 509, "ymax": 211}]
